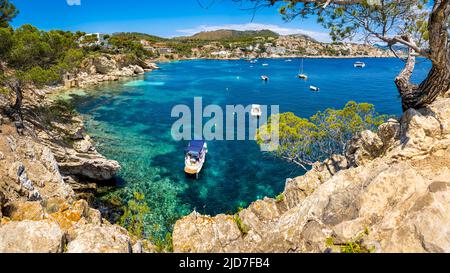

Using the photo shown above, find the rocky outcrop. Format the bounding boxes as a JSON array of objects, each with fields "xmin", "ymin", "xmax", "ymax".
[
  {"xmin": 35, "ymin": 114, "xmax": 120, "ymax": 181},
  {"xmin": 173, "ymin": 97, "xmax": 450, "ymax": 253},
  {"xmin": 0, "ymin": 198, "xmax": 141, "ymax": 253},
  {"xmin": 74, "ymin": 54, "xmax": 158, "ymax": 88},
  {"xmin": 0, "ymin": 120, "xmax": 152, "ymax": 253},
  {"xmin": 0, "ymin": 128, "xmax": 74, "ymax": 203}
]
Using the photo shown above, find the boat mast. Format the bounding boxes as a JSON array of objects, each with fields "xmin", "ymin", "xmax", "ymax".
[{"xmin": 300, "ymin": 58, "xmax": 304, "ymax": 74}]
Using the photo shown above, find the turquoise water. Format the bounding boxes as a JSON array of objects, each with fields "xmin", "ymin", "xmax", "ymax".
[{"xmin": 69, "ymin": 58, "xmax": 430, "ymax": 238}]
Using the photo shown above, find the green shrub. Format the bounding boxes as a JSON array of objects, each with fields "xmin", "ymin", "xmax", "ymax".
[
  {"xmin": 0, "ymin": 87, "xmax": 10, "ymax": 96},
  {"xmin": 119, "ymin": 192, "xmax": 150, "ymax": 239},
  {"xmin": 325, "ymin": 229, "xmax": 375, "ymax": 253},
  {"xmin": 257, "ymin": 101, "xmax": 391, "ymax": 171},
  {"xmin": 154, "ymin": 232, "xmax": 174, "ymax": 253},
  {"xmin": 275, "ymin": 193, "xmax": 285, "ymax": 203},
  {"xmin": 233, "ymin": 213, "xmax": 249, "ymax": 235},
  {"xmin": 24, "ymin": 66, "xmax": 62, "ymax": 87}
]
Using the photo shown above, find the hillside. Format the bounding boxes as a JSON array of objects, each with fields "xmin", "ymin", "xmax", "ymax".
[
  {"xmin": 112, "ymin": 32, "xmax": 167, "ymax": 43},
  {"xmin": 177, "ymin": 29, "xmax": 280, "ymax": 41}
]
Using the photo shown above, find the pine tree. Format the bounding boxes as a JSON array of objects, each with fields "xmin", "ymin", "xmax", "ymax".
[{"xmin": 0, "ymin": 0, "xmax": 18, "ymax": 28}]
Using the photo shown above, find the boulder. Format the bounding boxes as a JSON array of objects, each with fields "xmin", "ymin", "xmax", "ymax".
[
  {"xmin": 0, "ymin": 220, "xmax": 65, "ymax": 253},
  {"xmin": 346, "ymin": 130, "xmax": 384, "ymax": 167},
  {"xmin": 73, "ymin": 137, "xmax": 94, "ymax": 153},
  {"xmin": 173, "ymin": 212, "xmax": 243, "ymax": 253},
  {"xmin": 67, "ymin": 224, "xmax": 132, "ymax": 253},
  {"xmin": 401, "ymin": 108, "xmax": 441, "ymax": 144},
  {"xmin": 421, "ymin": 98, "xmax": 450, "ymax": 135},
  {"xmin": 377, "ymin": 118, "xmax": 401, "ymax": 147},
  {"xmin": 132, "ymin": 65, "xmax": 145, "ymax": 74}
]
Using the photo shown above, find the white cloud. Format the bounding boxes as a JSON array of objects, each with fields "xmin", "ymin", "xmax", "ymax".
[
  {"xmin": 177, "ymin": 23, "xmax": 332, "ymax": 43},
  {"xmin": 66, "ymin": 0, "xmax": 81, "ymax": 6}
]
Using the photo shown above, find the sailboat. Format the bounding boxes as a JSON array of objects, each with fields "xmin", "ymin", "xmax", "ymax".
[{"xmin": 298, "ymin": 58, "xmax": 308, "ymax": 80}]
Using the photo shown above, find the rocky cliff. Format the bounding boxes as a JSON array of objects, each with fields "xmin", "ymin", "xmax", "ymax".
[
  {"xmin": 0, "ymin": 54, "xmax": 159, "ymax": 253},
  {"xmin": 0, "ymin": 121, "xmax": 153, "ymax": 253},
  {"xmin": 173, "ymin": 96, "xmax": 450, "ymax": 253}
]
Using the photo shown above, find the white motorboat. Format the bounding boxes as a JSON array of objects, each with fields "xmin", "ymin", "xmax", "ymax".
[
  {"xmin": 261, "ymin": 75, "xmax": 269, "ymax": 81},
  {"xmin": 184, "ymin": 140, "xmax": 208, "ymax": 179},
  {"xmin": 251, "ymin": 104, "xmax": 262, "ymax": 118},
  {"xmin": 354, "ymin": 61, "xmax": 366, "ymax": 68},
  {"xmin": 310, "ymin": 86, "xmax": 320, "ymax": 92}
]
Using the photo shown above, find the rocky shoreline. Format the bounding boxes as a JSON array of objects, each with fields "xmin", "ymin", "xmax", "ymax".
[{"xmin": 0, "ymin": 54, "xmax": 160, "ymax": 253}]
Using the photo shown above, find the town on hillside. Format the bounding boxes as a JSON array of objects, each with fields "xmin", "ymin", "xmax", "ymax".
[{"xmin": 77, "ymin": 29, "xmax": 395, "ymax": 61}]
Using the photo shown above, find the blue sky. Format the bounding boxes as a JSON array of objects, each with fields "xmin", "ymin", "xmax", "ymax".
[{"xmin": 10, "ymin": 0, "xmax": 332, "ymax": 42}]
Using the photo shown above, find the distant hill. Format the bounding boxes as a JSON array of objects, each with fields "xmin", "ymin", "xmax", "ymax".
[
  {"xmin": 286, "ymin": 33, "xmax": 318, "ymax": 43},
  {"xmin": 112, "ymin": 32, "xmax": 167, "ymax": 43},
  {"xmin": 177, "ymin": 29, "xmax": 280, "ymax": 41}
]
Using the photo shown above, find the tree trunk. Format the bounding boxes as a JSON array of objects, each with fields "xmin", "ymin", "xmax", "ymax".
[
  {"xmin": 12, "ymin": 81, "xmax": 23, "ymax": 112},
  {"xmin": 5, "ymin": 79, "xmax": 25, "ymax": 134},
  {"xmin": 397, "ymin": 0, "xmax": 450, "ymax": 111}
]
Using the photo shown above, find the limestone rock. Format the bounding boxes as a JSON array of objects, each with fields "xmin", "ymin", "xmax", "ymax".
[
  {"xmin": 91, "ymin": 56, "xmax": 118, "ymax": 74},
  {"xmin": 401, "ymin": 108, "xmax": 441, "ymax": 148},
  {"xmin": 0, "ymin": 220, "xmax": 64, "ymax": 253},
  {"xmin": 346, "ymin": 130, "xmax": 384, "ymax": 167},
  {"xmin": 377, "ymin": 118, "xmax": 401, "ymax": 148},
  {"xmin": 73, "ymin": 136, "xmax": 94, "ymax": 153},
  {"xmin": 57, "ymin": 155, "xmax": 120, "ymax": 181},
  {"xmin": 3, "ymin": 201, "xmax": 44, "ymax": 221},
  {"xmin": 67, "ymin": 224, "xmax": 132, "ymax": 253},
  {"xmin": 173, "ymin": 212, "xmax": 243, "ymax": 253},
  {"xmin": 132, "ymin": 65, "xmax": 145, "ymax": 74}
]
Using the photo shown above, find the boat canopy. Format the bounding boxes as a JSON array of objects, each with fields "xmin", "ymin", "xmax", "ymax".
[{"xmin": 185, "ymin": 140, "xmax": 206, "ymax": 155}]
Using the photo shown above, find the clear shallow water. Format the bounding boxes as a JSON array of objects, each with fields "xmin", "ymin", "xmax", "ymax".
[{"xmin": 68, "ymin": 58, "xmax": 430, "ymax": 238}]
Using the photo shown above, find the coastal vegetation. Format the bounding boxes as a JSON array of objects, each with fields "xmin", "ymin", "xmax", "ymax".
[{"xmin": 257, "ymin": 102, "xmax": 389, "ymax": 170}]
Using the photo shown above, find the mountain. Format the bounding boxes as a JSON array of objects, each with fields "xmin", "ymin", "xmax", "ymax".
[{"xmin": 178, "ymin": 29, "xmax": 280, "ymax": 41}]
